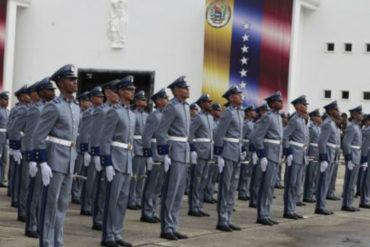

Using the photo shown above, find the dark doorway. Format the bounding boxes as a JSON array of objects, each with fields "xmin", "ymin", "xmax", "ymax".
[{"xmin": 78, "ymin": 68, "xmax": 155, "ymax": 110}]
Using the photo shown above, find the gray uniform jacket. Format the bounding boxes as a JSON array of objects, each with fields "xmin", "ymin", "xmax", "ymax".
[
  {"xmin": 308, "ymin": 121, "xmax": 321, "ymax": 159},
  {"xmin": 243, "ymin": 119, "xmax": 255, "ymax": 158},
  {"xmin": 23, "ymin": 101, "xmax": 44, "ymax": 161},
  {"xmin": 361, "ymin": 126, "xmax": 370, "ymax": 162},
  {"xmin": 252, "ymin": 110, "xmax": 283, "ymax": 163},
  {"xmin": 78, "ymin": 107, "xmax": 93, "ymax": 153},
  {"xmin": 90, "ymin": 103, "xmax": 111, "ymax": 156},
  {"xmin": 100, "ymin": 103, "xmax": 136, "ymax": 174},
  {"xmin": 143, "ymin": 109, "xmax": 164, "ymax": 162},
  {"xmin": 189, "ymin": 110, "xmax": 214, "ymax": 160},
  {"xmin": 33, "ymin": 94, "xmax": 80, "ymax": 175},
  {"xmin": 343, "ymin": 122, "xmax": 362, "ymax": 165},
  {"xmin": 214, "ymin": 105, "xmax": 244, "ymax": 163},
  {"xmin": 283, "ymin": 113, "xmax": 309, "ymax": 165},
  {"xmin": 318, "ymin": 116, "xmax": 339, "ymax": 163},
  {"xmin": 133, "ymin": 109, "xmax": 148, "ymax": 156},
  {"xmin": 9, "ymin": 104, "xmax": 28, "ymax": 151},
  {"xmin": 156, "ymin": 98, "xmax": 190, "ymax": 164},
  {"xmin": 0, "ymin": 107, "xmax": 8, "ymax": 146}
]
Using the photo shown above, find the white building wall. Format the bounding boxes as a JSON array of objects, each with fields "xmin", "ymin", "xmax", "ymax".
[
  {"xmin": 293, "ymin": 0, "xmax": 370, "ymax": 114},
  {"xmin": 12, "ymin": 0, "xmax": 206, "ymax": 105}
]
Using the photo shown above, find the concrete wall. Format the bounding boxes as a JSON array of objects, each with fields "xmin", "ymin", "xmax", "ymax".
[{"xmin": 12, "ymin": 0, "xmax": 206, "ymax": 104}]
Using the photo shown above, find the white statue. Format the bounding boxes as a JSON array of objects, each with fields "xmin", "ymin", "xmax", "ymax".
[{"xmin": 108, "ymin": 0, "xmax": 128, "ymax": 49}]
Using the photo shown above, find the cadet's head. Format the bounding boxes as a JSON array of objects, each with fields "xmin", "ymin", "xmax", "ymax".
[
  {"xmin": 102, "ymin": 79, "xmax": 119, "ymax": 104},
  {"xmin": 324, "ymin": 101, "xmax": 340, "ymax": 118},
  {"xmin": 115, "ymin": 76, "xmax": 136, "ymax": 103},
  {"xmin": 29, "ymin": 83, "xmax": 40, "ymax": 103},
  {"xmin": 309, "ymin": 109, "xmax": 322, "ymax": 125},
  {"xmin": 0, "ymin": 91, "xmax": 9, "ymax": 107},
  {"xmin": 134, "ymin": 91, "xmax": 147, "ymax": 109},
  {"xmin": 14, "ymin": 85, "xmax": 31, "ymax": 104},
  {"xmin": 244, "ymin": 105, "xmax": 256, "ymax": 119},
  {"xmin": 211, "ymin": 102, "xmax": 221, "ymax": 119},
  {"xmin": 196, "ymin": 93, "xmax": 213, "ymax": 111},
  {"xmin": 88, "ymin": 87, "xmax": 104, "ymax": 106},
  {"xmin": 363, "ymin": 114, "xmax": 370, "ymax": 126},
  {"xmin": 167, "ymin": 76, "xmax": 190, "ymax": 101},
  {"xmin": 291, "ymin": 95, "xmax": 308, "ymax": 114},
  {"xmin": 265, "ymin": 92, "xmax": 283, "ymax": 111},
  {"xmin": 190, "ymin": 103, "xmax": 199, "ymax": 116},
  {"xmin": 256, "ymin": 104, "xmax": 269, "ymax": 117},
  {"xmin": 77, "ymin": 91, "xmax": 91, "ymax": 110},
  {"xmin": 50, "ymin": 64, "xmax": 78, "ymax": 96},
  {"xmin": 222, "ymin": 85, "xmax": 243, "ymax": 107},
  {"xmin": 36, "ymin": 77, "xmax": 56, "ymax": 102},
  {"xmin": 151, "ymin": 88, "xmax": 169, "ymax": 109},
  {"xmin": 349, "ymin": 105, "xmax": 363, "ymax": 123}
]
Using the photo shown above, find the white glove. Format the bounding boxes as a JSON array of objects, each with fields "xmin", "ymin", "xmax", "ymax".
[
  {"xmin": 164, "ymin": 155, "xmax": 171, "ymax": 172},
  {"xmin": 320, "ymin": 161, "xmax": 328, "ymax": 173},
  {"xmin": 191, "ymin": 151, "xmax": 198, "ymax": 164},
  {"xmin": 286, "ymin": 154, "xmax": 293, "ymax": 167},
  {"xmin": 217, "ymin": 156, "xmax": 225, "ymax": 173},
  {"xmin": 362, "ymin": 162, "xmax": 368, "ymax": 171},
  {"xmin": 40, "ymin": 162, "xmax": 53, "ymax": 186},
  {"xmin": 147, "ymin": 157, "xmax": 153, "ymax": 171},
  {"xmin": 260, "ymin": 157, "xmax": 268, "ymax": 172},
  {"xmin": 83, "ymin": 152, "xmax": 91, "ymax": 167},
  {"xmin": 9, "ymin": 148, "xmax": 13, "ymax": 156},
  {"xmin": 29, "ymin": 161, "xmax": 38, "ymax": 178},
  {"xmin": 347, "ymin": 160, "xmax": 355, "ymax": 171},
  {"xmin": 105, "ymin": 166, "xmax": 115, "ymax": 182},
  {"xmin": 240, "ymin": 151, "xmax": 247, "ymax": 161},
  {"xmin": 93, "ymin": 156, "xmax": 102, "ymax": 172},
  {"xmin": 13, "ymin": 149, "xmax": 22, "ymax": 165},
  {"xmin": 252, "ymin": 152, "xmax": 258, "ymax": 165}
]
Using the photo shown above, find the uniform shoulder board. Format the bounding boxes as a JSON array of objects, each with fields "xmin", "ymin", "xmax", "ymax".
[
  {"xmin": 170, "ymin": 98, "xmax": 179, "ymax": 105},
  {"xmin": 52, "ymin": 98, "xmax": 62, "ymax": 104},
  {"xmin": 113, "ymin": 104, "xmax": 121, "ymax": 109},
  {"xmin": 73, "ymin": 99, "xmax": 79, "ymax": 105},
  {"xmin": 288, "ymin": 112, "xmax": 296, "ymax": 121}
]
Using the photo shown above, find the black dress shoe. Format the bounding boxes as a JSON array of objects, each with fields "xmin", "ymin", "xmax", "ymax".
[
  {"xmin": 116, "ymin": 239, "xmax": 132, "ymax": 247},
  {"xmin": 92, "ymin": 224, "xmax": 102, "ymax": 230},
  {"xmin": 211, "ymin": 198, "xmax": 217, "ymax": 203},
  {"xmin": 188, "ymin": 211, "xmax": 203, "ymax": 217},
  {"xmin": 80, "ymin": 210, "xmax": 92, "ymax": 216},
  {"xmin": 315, "ymin": 208, "xmax": 333, "ymax": 215},
  {"xmin": 127, "ymin": 205, "xmax": 139, "ymax": 210},
  {"xmin": 200, "ymin": 211, "xmax": 210, "ymax": 217},
  {"xmin": 303, "ymin": 198, "xmax": 316, "ymax": 203},
  {"xmin": 11, "ymin": 202, "xmax": 18, "ymax": 208},
  {"xmin": 216, "ymin": 225, "xmax": 233, "ymax": 232},
  {"xmin": 283, "ymin": 213, "xmax": 298, "ymax": 220},
  {"xmin": 249, "ymin": 204, "xmax": 257, "ymax": 208},
  {"xmin": 160, "ymin": 232, "xmax": 178, "ymax": 240},
  {"xmin": 140, "ymin": 216, "xmax": 158, "ymax": 223},
  {"xmin": 327, "ymin": 196, "xmax": 340, "ymax": 201},
  {"xmin": 296, "ymin": 201, "xmax": 306, "ymax": 207},
  {"xmin": 72, "ymin": 198, "xmax": 81, "ymax": 204},
  {"xmin": 275, "ymin": 185, "xmax": 284, "ymax": 189},
  {"xmin": 268, "ymin": 218, "xmax": 279, "ymax": 225},
  {"xmin": 238, "ymin": 196, "xmax": 249, "ymax": 201},
  {"xmin": 360, "ymin": 204, "xmax": 370, "ymax": 209},
  {"xmin": 174, "ymin": 232, "xmax": 188, "ymax": 239},
  {"xmin": 136, "ymin": 205, "xmax": 142, "ymax": 209},
  {"xmin": 341, "ymin": 206, "xmax": 360, "ymax": 212},
  {"xmin": 294, "ymin": 213, "xmax": 304, "ymax": 219},
  {"xmin": 0, "ymin": 183, "xmax": 7, "ymax": 188},
  {"xmin": 229, "ymin": 224, "xmax": 241, "ymax": 231},
  {"xmin": 256, "ymin": 218, "xmax": 274, "ymax": 226},
  {"xmin": 18, "ymin": 215, "xmax": 26, "ymax": 222},
  {"xmin": 153, "ymin": 215, "xmax": 161, "ymax": 222},
  {"xmin": 25, "ymin": 230, "xmax": 39, "ymax": 238},
  {"xmin": 101, "ymin": 241, "xmax": 118, "ymax": 247}
]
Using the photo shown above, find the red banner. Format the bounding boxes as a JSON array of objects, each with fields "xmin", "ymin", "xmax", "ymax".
[{"xmin": 0, "ymin": 1, "xmax": 6, "ymax": 90}]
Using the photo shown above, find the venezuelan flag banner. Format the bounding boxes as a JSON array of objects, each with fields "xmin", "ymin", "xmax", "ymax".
[
  {"xmin": 202, "ymin": 0, "xmax": 293, "ymax": 107},
  {"xmin": 0, "ymin": 1, "xmax": 6, "ymax": 90}
]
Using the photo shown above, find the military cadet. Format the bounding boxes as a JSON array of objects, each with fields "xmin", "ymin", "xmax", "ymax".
[
  {"xmin": 100, "ymin": 76, "xmax": 135, "ymax": 247},
  {"xmin": 315, "ymin": 101, "xmax": 340, "ymax": 215},
  {"xmin": 282, "ymin": 95, "xmax": 309, "ymax": 220},
  {"xmin": 275, "ymin": 113, "xmax": 288, "ymax": 189},
  {"xmin": 8, "ymin": 85, "xmax": 31, "ymax": 212},
  {"xmin": 128, "ymin": 90, "xmax": 148, "ymax": 210},
  {"xmin": 359, "ymin": 114, "xmax": 370, "ymax": 208},
  {"xmin": 80, "ymin": 87, "xmax": 104, "ymax": 216},
  {"xmin": 214, "ymin": 85, "xmax": 245, "ymax": 232},
  {"xmin": 71, "ymin": 91, "xmax": 91, "ymax": 204},
  {"xmin": 156, "ymin": 76, "xmax": 190, "ymax": 240},
  {"xmin": 190, "ymin": 103, "xmax": 199, "ymax": 117},
  {"xmin": 252, "ymin": 92, "xmax": 283, "ymax": 225},
  {"xmin": 303, "ymin": 109, "xmax": 322, "ymax": 203},
  {"xmin": 90, "ymin": 80, "xmax": 120, "ymax": 231},
  {"xmin": 141, "ymin": 88, "xmax": 169, "ymax": 223},
  {"xmin": 249, "ymin": 103, "xmax": 269, "ymax": 208},
  {"xmin": 342, "ymin": 106, "xmax": 363, "ymax": 212},
  {"xmin": 0, "ymin": 91, "xmax": 9, "ymax": 188},
  {"xmin": 24, "ymin": 77, "xmax": 56, "ymax": 238},
  {"xmin": 204, "ymin": 102, "xmax": 221, "ymax": 204},
  {"xmin": 238, "ymin": 105, "xmax": 256, "ymax": 201},
  {"xmin": 326, "ymin": 116, "xmax": 342, "ymax": 200},
  {"xmin": 188, "ymin": 93, "xmax": 214, "ymax": 217},
  {"xmin": 32, "ymin": 64, "xmax": 80, "ymax": 247}
]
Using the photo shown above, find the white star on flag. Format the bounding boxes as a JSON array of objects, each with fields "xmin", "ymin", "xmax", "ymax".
[
  {"xmin": 241, "ymin": 45, "xmax": 249, "ymax": 53},
  {"xmin": 240, "ymin": 69, "xmax": 248, "ymax": 77},
  {"xmin": 243, "ymin": 23, "xmax": 250, "ymax": 29},
  {"xmin": 242, "ymin": 34, "xmax": 249, "ymax": 42},
  {"xmin": 240, "ymin": 81, "xmax": 247, "ymax": 89},
  {"xmin": 240, "ymin": 56, "xmax": 248, "ymax": 65}
]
